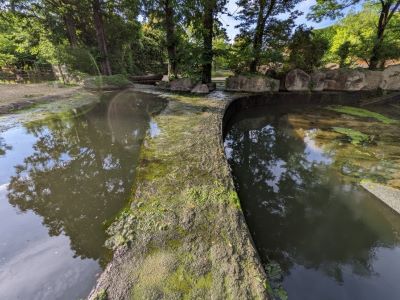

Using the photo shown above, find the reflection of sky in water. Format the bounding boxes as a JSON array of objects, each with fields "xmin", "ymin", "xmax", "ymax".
[
  {"xmin": 265, "ymin": 158, "xmax": 286, "ymax": 193},
  {"xmin": 303, "ymin": 129, "xmax": 332, "ymax": 165},
  {"xmin": 149, "ymin": 119, "xmax": 161, "ymax": 138},
  {"xmin": 0, "ymin": 91, "xmax": 165, "ymax": 300},
  {"xmin": 0, "ymin": 183, "xmax": 100, "ymax": 300}
]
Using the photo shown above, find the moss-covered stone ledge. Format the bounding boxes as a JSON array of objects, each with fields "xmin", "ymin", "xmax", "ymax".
[{"xmin": 89, "ymin": 87, "xmax": 268, "ymax": 299}]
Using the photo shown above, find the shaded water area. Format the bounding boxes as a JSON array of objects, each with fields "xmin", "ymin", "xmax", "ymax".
[
  {"xmin": 0, "ymin": 91, "xmax": 165, "ymax": 300},
  {"xmin": 224, "ymin": 103, "xmax": 400, "ymax": 300}
]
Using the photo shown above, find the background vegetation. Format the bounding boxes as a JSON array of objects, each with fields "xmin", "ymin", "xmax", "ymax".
[{"xmin": 0, "ymin": 0, "xmax": 399, "ymax": 83}]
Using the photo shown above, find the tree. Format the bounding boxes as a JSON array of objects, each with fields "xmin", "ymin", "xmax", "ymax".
[
  {"xmin": 309, "ymin": 0, "xmax": 400, "ymax": 69},
  {"xmin": 236, "ymin": 0, "xmax": 302, "ymax": 73},
  {"xmin": 337, "ymin": 41, "xmax": 352, "ymax": 67},
  {"xmin": 287, "ymin": 25, "xmax": 329, "ymax": 72},
  {"xmin": 315, "ymin": 5, "xmax": 400, "ymax": 68},
  {"xmin": 142, "ymin": 0, "xmax": 182, "ymax": 78},
  {"xmin": 92, "ymin": 0, "xmax": 112, "ymax": 75}
]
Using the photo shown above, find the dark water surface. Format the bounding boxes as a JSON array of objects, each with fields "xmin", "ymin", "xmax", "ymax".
[
  {"xmin": 224, "ymin": 104, "xmax": 400, "ymax": 300},
  {"xmin": 0, "ymin": 91, "xmax": 165, "ymax": 300}
]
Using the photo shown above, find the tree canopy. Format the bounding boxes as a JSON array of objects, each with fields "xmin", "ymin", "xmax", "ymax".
[{"xmin": 0, "ymin": 0, "xmax": 399, "ymax": 79}]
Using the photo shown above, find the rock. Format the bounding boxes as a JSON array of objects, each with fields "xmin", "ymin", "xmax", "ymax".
[
  {"xmin": 310, "ymin": 71, "xmax": 326, "ymax": 91},
  {"xmin": 191, "ymin": 83, "xmax": 210, "ymax": 94},
  {"xmin": 325, "ymin": 63, "xmax": 340, "ymax": 70},
  {"xmin": 285, "ymin": 69, "xmax": 310, "ymax": 91},
  {"xmin": 362, "ymin": 70, "xmax": 383, "ymax": 90},
  {"xmin": 170, "ymin": 78, "xmax": 195, "ymax": 92},
  {"xmin": 156, "ymin": 81, "xmax": 170, "ymax": 90},
  {"xmin": 257, "ymin": 65, "xmax": 269, "ymax": 75},
  {"xmin": 161, "ymin": 75, "xmax": 169, "ymax": 82},
  {"xmin": 323, "ymin": 69, "xmax": 366, "ymax": 91},
  {"xmin": 190, "ymin": 82, "xmax": 216, "ymax": 94},
  {"xmin": 225, "ymin": 75, "xmax": 279, "ymax": 92},
  {"xmin": 207, "ymin": 82, "xmax": 216, "ymax": 92},
  {"xmin": 380, "ymin": 64, "xmax": 400, "ymax": 90}
]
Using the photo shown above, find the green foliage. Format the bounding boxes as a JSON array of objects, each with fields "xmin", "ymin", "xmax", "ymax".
[
  {"xmin": 310, "ymin": 1, "xmax": 400, "ymax": 67},
  {"xmin": 337, "ymin": 41, "xmax": 352, "ymax": 67},
  {"xmin": 226, "ymin": 35, "xmax": 253, "ymax": 74},
  {"xmin": 84, "ymin": 74, "xmax": 132, "ymax": 89},
  {"xmin": 287, "ymin": 25, "xmax": 329, "ymax": 72}
]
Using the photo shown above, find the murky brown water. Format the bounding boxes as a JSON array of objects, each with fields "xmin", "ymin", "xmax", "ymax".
[
  {"xmin": 225, "ymin": 103, "xmax": 400, "ymax": 300},
  {"xmin": 0, "ymin": 91, "xmax": 165, "ymax": 300}
]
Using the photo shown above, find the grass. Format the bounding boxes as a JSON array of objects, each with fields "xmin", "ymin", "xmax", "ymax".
[
  {"xmin": 212, "ymin": 70, "xmax": 234, "ymax": 78},
  {"xmin": 84, "ymin": 74, "xmax": 132, "ymax": 89},
  {"xmin": 327, "ymin": 105, "xmax": 398, "ymax": 124}
]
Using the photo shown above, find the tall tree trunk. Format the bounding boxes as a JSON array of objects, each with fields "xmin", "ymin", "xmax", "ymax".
[
  {"xmin": 202, "ymin": 0, "xmax": 214, "ymax": 84},
  {"xmin": 369, "ymin": 1, "xmax": 400, "ymax": 70},
  {"xmin": 164, "ymin": 0, "xmax": 178, "ymax": 78},
  {"xmin": 250, "ymin": 23, "xmax": 265, "ymax": 73},
  {"xmin": 369, "ymin": 3, "xmax": 389, "ymax": 70},
  {"xmin": 63, "ymin": 14, "xmax": 78, "ymax": 48},
  {"xmin": 92, "ymin": 0, "xmax": 112, "ymax": 75},
  {"xmin": 250, "ymin": 0, "xmax": 267, "ymax": 73}
]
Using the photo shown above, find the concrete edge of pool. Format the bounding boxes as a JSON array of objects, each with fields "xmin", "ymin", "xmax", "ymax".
[
  {"xmin": 89, "ymin": 86, "xmax": 269, "ymax": 299},
  {"xmin": 89, "ymin": 87, "xmax": 398, "ymax": 300}
]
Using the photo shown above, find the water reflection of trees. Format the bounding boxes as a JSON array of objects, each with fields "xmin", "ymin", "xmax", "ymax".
[
  {"xmin": 7, "ymin": 91, "xmax": 164, "ymax": 265},
  {"xmin": 225, "ymin": 110, "xmax": 400, "ymax": 284}
]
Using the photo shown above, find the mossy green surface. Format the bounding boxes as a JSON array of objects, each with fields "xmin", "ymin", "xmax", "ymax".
[
  {"xmin": 332, "ymin": 127, "xmax": 371, "ymax": 145},
  {"xmin": 91, "ymin": 88, "xmax": 269, "ymax": 299},
  {"xmin": 327, "ymin": 105, "xmax": 398, "ymax": 124}
]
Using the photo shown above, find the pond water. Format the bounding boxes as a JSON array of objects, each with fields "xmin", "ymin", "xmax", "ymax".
[
  {"xmin": 0, "ymin": 91, "xmax": 165, "ymax": 300},
  {"xmin": 224, "ymin": 103, "xmax": 400, "ymax": 300}
]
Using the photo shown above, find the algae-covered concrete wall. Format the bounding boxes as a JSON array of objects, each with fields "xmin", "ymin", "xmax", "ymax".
[{"xmin": 89, "ymin": 87, "xmax": 269, "ymax": 300}]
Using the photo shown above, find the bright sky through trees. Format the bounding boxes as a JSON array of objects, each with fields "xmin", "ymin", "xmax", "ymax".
[{"xmin": 222, "ymin": 0, "xmax": 358, "ymax": 41}]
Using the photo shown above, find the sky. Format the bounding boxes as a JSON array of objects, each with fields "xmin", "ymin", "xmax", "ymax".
[{"xmin": 220, "ymin": 0, "xmax": 338, "ymax": 41}]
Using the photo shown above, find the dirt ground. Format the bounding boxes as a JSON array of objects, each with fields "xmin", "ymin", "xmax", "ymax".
[{"xmin": 0, "ymin": 83, "xmax": 81, "ymax": 113}]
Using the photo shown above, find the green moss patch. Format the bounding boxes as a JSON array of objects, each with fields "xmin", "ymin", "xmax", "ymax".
[
  {"xmin": 332, "ymin": 127, "xmax": 372, "ymax": 145},
  {"xmin": 327, "ymin": 105, "xmax": 397, "ymax": 124}
]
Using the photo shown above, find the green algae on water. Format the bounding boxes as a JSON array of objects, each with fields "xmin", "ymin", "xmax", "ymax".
[
  {"xmin": 327, "ymin": 105, "xmax": 397, "ymax": 124},
  {"xmin": 332, "ymin": 127, "xmax": 371, "ymax": 145}
]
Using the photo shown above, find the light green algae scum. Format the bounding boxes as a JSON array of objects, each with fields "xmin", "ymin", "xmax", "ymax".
[{"xmin": 90, "ymin": 89, "xmax": 268, "ymax": 300}]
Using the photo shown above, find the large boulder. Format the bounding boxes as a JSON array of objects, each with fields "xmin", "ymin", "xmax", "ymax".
[
  {"xmin": 310, "ymin": 71, "xmax": 326, "ymax": 91},
  {"xmin": 380, "ymin": 65, "xmax": 400, "ymax": 90},
  {"xmin": 191, "ymin": 83, "xmax": 209, "ymax": 94},
  {"xmin": 190, "ymin": 82, "xmax": 216, "ymax": 94},
  {"xmin": 285, "ymin": 69, "xmax": 310, "ymax": 91},
  {"xmin": 170, "ymin": 78, "xmax": 195, "ymax": 92},
  {"xmin": 323, "ymin": 69, "xmax": 366, "ymax": 91},
  {"xmin": 363, "ymin": 70, "xmax": 383, "ymax": 90},
  {"xmin": 225, "ymin": 75, "xmax": 279, "ymax": 92}
]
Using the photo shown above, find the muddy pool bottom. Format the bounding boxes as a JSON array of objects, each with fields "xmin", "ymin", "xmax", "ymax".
[
  {"xmin": 0, "ymin": 91, "xmax": 165, "ymax": 300},
  {"xmin": 224, "ymin": 103, "xmax": 400, "ymax": 300}
]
